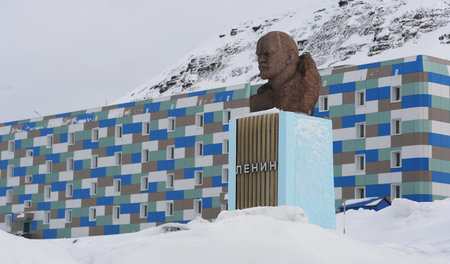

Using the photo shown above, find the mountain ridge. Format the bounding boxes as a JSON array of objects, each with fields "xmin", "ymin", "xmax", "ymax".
[{"xmin": 116, "ymin": 0, "xmax": 450, "ymax": 103}]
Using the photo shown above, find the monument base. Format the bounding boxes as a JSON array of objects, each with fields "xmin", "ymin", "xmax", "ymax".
[{"xmin": 229, "ymin": 111, "xmax": 335, "ymax": 230}]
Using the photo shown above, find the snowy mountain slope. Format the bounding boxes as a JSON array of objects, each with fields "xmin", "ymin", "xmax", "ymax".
[{"xmin": 116, "ymin": 0, "xmax": 450, "ymax": 103}]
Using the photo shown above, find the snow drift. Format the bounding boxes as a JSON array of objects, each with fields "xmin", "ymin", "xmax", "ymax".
[{"xmin": 2, "ymin": 201, "xmax": 450, "ymax": 263}]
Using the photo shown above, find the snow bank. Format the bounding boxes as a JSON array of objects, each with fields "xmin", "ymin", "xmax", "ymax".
[
  {"xmin": 1, "ymin": 203, "xmax": 449, "ymax": 263},
  {"xmin": 51, "ymin": 205, "xmax": 445, "ymax": 264},
  {"xmin": 337, "ymin": 198, "xmax": 450, "ymax": 261},
  {"xmin": 216, "ymin": 205, "xmax": 308, "ymax": 223},
  {"xmin": 0, "ymin": 230, "xmax": 76, "ymax": 264}
]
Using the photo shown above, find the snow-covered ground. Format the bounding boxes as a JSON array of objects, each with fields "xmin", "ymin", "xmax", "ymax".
[
  {"xmin": 336, "ymin": 198, "xmax": 450, "ymax": 261},
  {"xmin": 1, "ymin": 199, "xmax": 449, "ymax": 263}
]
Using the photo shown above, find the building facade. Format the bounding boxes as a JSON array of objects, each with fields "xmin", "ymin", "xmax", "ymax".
[
  {"xmin": 316, "ymin": 55, "xmax": 450, "ymax": 209},
  {"xmin": 0, "ymin": 54, "xmax": 449, "ymax": 238},
  {"xmin": 0, "ymin": 84, "xmax": 253, "ymax": 238}
]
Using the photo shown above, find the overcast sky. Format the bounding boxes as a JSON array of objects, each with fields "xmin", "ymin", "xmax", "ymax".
[{"xmin": 0, "ymin": 0, "xmax": 302, "ymax": 123}]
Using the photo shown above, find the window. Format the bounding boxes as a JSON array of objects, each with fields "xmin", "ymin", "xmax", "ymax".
[
  {"xmin": 142, "ymin": 149, "xmax": 150, "ymax": 163},
  {"xmin": 142, "ymin": 122, "xmax": 150, "ymax": 135},
  {"xmin": 356, "ymin": 122, "xmax": 365, "ymax": 138},
  {"xmin": 26, "ymin": 149, "xmax": 34, "ymax": 157},
  {"xmin": 166, "ymin": 201, "xmax": 174, "ymax": 216},
  {"xmin": 68, "ymin": 132, "xmax": 75, "ymax": 145},
  {"xmin": 355, "ymin": 187, "xmax": 365, "ymax": 199},
  {"xmin": 392, "ymin": 119, "xmax": 401, "ymax": 135},
  {"xmin": 25, "ymin": 175, "xmax": 33, "ymax": 184},
  {"xmin": 141, "ymin": 176, "xmax": 149, "ymax": 191},
  {"xmin": 391, "ymin": 184, "xmax": 402, "ymax": 199},
  {"xmin": 65, "ymin": 209, "xmax": 72, "ymax": 223},
  {"xmin": 90, "ymin": 182, "xmax": 98, "ymax": 195},
  {"xmin": 5, "ymin": 214, "xmax": 12, "ymax": 227},
  {"xmin": 167, "ymin": 145, "xmax": 175, "ymax": 160},
  {"xmin": 113, "ymin": 206, "xmax": 120, "ymax": 221},
  {"xmin": 7, "ymin": 165, "xmax": 13, "ymax": 178},
  {"xmin": 196, "ymin": 113, "xmax": 204, "ymax": 128},
  {"xmin": 89, "ymin": 207, "xmax": 97, "ymax": 221},
  {"xmin": 115, "ymin": 125, "xmax": 123, "ymax": 138},
  {"xmin": 166, "ymin": 173, "xmax": 174, "ymax": 188},
  {"xmin": 92, "ymin": 155, "xmax": 99, "ymax": 168},
  {"xmin": 25, "ymin": 200, "xmax": 32, "ymax": 208},
  {"xmin": 194, "ymin": 199, "xmax": 202, "ymax": 214},
  {"xmin": 44, "ymin": 211, "xmax": 50, "ymax": 224},
  {"xmin": 140, "ymin": 204, "xmax": 148, "ymax": 218},
  {"xmin": 115, "ymin": 152, "xmax": 122, "ymax": 165},
  {"xmin": 223, "ymin": 139, "xmax": 229, "ymax": 154},
  {"xmin": 168, "ymin": 118, "xmax": 176, "ymax": 132},
  {"xmin": 194, "ymin": 171, "xmax": 203, "ymax": 186},
  {"xmin": 391, "ymin": 86, "xmax": 401, "ymax": 102},
  {"xmin": 195, "ymin": 142, "xmax": 203, "ymax": 156},
  {"xmin": 46, "ymin": 160, "xmax": 52, "ymax": 173},
  {"xmin": 355, "ymin": 154, "xmax": 365, "ymax": 171},
  {"xmin": 44, "ymin": 186, "xmax": 52, "ymax": 200},
  {"xmin": 6, "ymin": 189, "xmax": 13, "ymax": 203},
  {"xmin": 67, "ymin": 158, "xmax": 74, "ymax": 171},
  {"xmin": 66, "ymin": 183, "xmax": 73, "ymax": 197},
  {"xmin": 46, "ymin": 135, "xmax": 53, "ymax": 148},
  {"xmin": 221, "ymin": 203, "xmax": 228, "ymax": 211},
  {"xmin": 319, "ymin": 96, "xmax": 329, "ymax": 112},
  {"xmin": 223, "ymin": 109, "xmax": 231, "ymax": 124},
  {"xmin": 356, "ymin": 90, "xmax": 365, "ymax": 107},
  {"xmin": 222, "ymin": 167, "xmax": 229, "ymax": 183},
  {"xmin": 113, "ymin": 179, "xmax": 121, "ymax": 194},
  {"xmin": 391, "ymin": 151, "xmax": 402, "ymax": 168},
  {"xmin": 92, "ymin": 128, "xmax": 99, "ymax": 142},
  {"xmin": 8, "ymin": 141, "xmax": 14, "ymax": 152}
]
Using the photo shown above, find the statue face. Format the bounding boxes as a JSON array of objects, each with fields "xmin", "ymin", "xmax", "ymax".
[{"xmin": 256, "ymin": 38, "xmax": 289, "ymax": 80}]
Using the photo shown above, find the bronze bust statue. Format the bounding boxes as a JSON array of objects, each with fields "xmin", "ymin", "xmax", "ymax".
[{"xmin": 250, "ymin": 31, "xmax": 321, "ymax": 115}]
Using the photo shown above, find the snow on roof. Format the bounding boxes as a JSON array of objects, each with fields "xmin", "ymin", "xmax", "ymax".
[{"xmin": 339, "ymin": 197, "xmax": 384, "ymax": 209}]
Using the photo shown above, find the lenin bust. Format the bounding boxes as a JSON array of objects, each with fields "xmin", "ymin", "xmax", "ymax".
[{"xmin": 250, "ymin": 31, "xmax": 321, "ymax": 115}]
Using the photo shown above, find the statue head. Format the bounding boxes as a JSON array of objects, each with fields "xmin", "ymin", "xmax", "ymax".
[{"xmin": 256, "ymin": 31, "xmax": 299, "ymax": 81}]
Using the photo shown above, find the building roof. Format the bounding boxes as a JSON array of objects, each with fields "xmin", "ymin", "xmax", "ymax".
[{"xmin": 339, "ymin": 197, "xmax": 389, "ymax": 210}]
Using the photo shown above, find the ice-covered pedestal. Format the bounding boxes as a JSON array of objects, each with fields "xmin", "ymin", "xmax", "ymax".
[{"xmin": 228, "ymin": 111, "xmax": 335, "ymax": 230}]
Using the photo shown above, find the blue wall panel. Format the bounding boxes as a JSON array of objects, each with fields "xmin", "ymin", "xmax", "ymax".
[
  {"xmin": 150, "ymin": 129, "xmax": 168, "ymax": 141},
  {"xmin": 123, "ymin": 123, "xmax": 142, "ymax": 134},
  {"xmin": 366, "ymin": 184, "xmax": 390, "ymax": 197},
  {"xmin": 91, "ymin": 167, "xmax": 107, "ymax": 178},
  {"xmin": 214, "ymin": 91, "xmax": 233, "ymax": 102},
  {"xmin": 429, "ymin": 133, "xmax": 450, "ymax": 148},
  {"xmin": 120, "ymin": 203, "xmax": 140, "ymax": 214},
  {"xmin": 157, "ymin": 160, "xmax": 174, "ymax": 171},
  {"xmin": 99, "ymin": 119, "xmax": 116, "ymax": 128},
  {"xmin": 334, "ymin": 176, "xmax": 355, "ymax": 187},
  {"xmin": 43, "ymin": 229, "xmax": 57, "ymax": 239},
  {"xmin": 432, "ymin": 171, "xmax": 450, "ymax": 184},
  {"xmin": 204, "ymin": 143, "xmax": 222, "ymax": 155},
  {"xmin": 148, "ymin": 212, "xmax": 165, "ymax": 223},
  {"xmin": 104, "ymin": 225, "xmax": 120, "ymax": 235},
  {"xmin": 175, "ymin": 136, "xmax": 196, "ymax": 148},
  {"xmin": 97, "ymin": 197, "xmax": 114, "ymax": 206},
  {"xmin": 144, "ymin": 102, "xmax": 160, "ymax": 113},
  {"xmin": 166, "ymin": 190, "xmax": 184, "ymax": 200}
]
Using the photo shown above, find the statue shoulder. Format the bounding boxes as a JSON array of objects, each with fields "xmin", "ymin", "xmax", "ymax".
[
  {"xmin": 256, "ymin": 83, "xmax": 271, "ymax": 94},
  {"xmin": 297, "ymin": 53, "xmax": 318, "ymax": 77}
]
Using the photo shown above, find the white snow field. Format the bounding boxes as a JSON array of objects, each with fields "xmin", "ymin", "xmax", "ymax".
[{"xmin": 1, "ymin": 200, "xmax": 449, "ymax": 264}]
